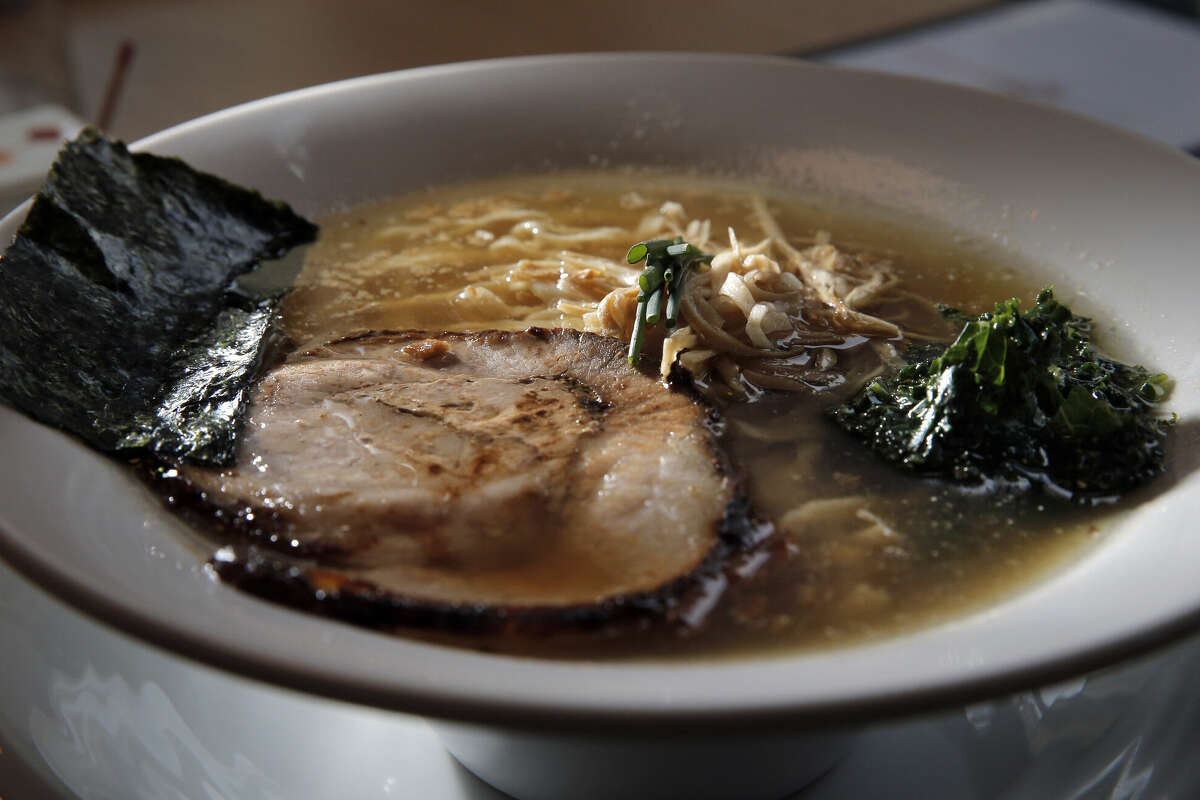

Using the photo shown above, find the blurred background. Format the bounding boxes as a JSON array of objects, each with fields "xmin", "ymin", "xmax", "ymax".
[
  {"xmin": 0, "ymin": 0, "xmax": 1195, "ymax": 142},
  {"xmin": 6, "ymin": 0, "xmax": 1001, "ymax": 139}
]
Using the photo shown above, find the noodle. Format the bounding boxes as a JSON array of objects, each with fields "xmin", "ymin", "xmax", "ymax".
[{"xmin": 278, "ymin": 171, "xmax": 1109, "ymax": 659}]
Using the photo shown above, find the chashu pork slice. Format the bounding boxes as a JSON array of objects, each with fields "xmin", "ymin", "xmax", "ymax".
[{"xmin": 162, "ymin": 328, "xmax": 760, "ymax": 630}]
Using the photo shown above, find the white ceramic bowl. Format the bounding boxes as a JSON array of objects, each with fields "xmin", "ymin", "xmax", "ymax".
[{"xmin": 2, "ymin": 54, "xmax": 1200, "ymax": 798}]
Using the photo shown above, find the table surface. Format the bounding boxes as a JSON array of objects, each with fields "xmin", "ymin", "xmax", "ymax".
[{"xmin": 55, "ymin": 0, "xmax": 994, "ymax": 141}]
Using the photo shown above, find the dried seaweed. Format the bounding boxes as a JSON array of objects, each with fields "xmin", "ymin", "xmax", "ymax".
[{"xmin": 0, "ymin": 128, "xmax": 316, "ymax": 464}]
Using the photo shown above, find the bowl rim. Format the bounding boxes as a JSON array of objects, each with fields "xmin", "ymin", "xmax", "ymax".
[
  {"xmin": 4, "ymin": 519, "xmax": 1199, "ymax": 732},
  {"xmin": 3, "ymin": 51, "xmax": 1200, "ymax": 732}
]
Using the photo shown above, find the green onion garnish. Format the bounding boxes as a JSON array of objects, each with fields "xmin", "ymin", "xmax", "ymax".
[
  {"xmin": 646, "ymin": 286, "xmax": 664, "ymax": 326},
  {"xmin": 625, "ymin": 237, "xmax": 713, "ymax": 365}
]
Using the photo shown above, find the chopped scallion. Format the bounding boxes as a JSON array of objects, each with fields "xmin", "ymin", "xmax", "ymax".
[
  {"xmin": 646, "ymin": 286, "xmax": 664, "ymax": 326},
  {"xmin": 624, "ymin": 237, "xmax": 713, "ymax": 365}
]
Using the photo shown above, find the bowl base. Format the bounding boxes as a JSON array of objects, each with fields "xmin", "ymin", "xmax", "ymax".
[{"xmin": 433, "ymin": 720, "xmax": 855, "ymax": 800}]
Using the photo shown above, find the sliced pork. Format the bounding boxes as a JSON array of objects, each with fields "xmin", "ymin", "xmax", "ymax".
[{"xmin": 159, "ymin": 329, "xmax": 762, "ymax": 630}]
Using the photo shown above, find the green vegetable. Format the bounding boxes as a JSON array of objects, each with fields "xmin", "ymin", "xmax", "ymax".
[
  {"xmin": 830, "ymin": 289, "xmax": 1174, "ymax": 503},
  {"xmin": 625, "ymin": 237, "xmax": 713, "ymax": 364},
  {"xmin": 0, "ymin": 129, "xmax": 317, "ymax": 465}
]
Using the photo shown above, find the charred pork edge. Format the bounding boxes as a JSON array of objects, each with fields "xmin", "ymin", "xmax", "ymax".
[{"xmin": 146, "ymin": 328, "xmax": 773, "ymax": 633}]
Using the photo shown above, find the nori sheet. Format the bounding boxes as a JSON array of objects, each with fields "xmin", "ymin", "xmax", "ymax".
[{"xmin": 0, "ymin": 128, "xmax": 317, "ymax": 465}]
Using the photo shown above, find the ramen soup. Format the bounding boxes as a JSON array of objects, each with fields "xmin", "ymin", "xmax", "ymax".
[{"xmin": 191, "ymin": 171, "xmax": 1124, "ymax": 660}]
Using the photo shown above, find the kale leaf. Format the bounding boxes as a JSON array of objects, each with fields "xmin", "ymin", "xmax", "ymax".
[{"xmin": 830, "ymin": 289, "xmax": 1173, "ymax": 503}]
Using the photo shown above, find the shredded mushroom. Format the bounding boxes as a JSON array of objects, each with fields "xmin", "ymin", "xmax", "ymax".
[{"xmin": 643, "ymin": 200, "xmax": 915, "ymax": 397}]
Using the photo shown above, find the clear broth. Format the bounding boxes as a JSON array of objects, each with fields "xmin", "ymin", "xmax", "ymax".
[{"xmin": 281, "ymin": 170, "xmax": 1110, "ymax": 660}]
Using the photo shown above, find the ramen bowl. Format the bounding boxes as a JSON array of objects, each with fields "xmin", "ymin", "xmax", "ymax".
[{"xmin": 2, "ymin": 54, "xmax": 1200, "ymax": 799}]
